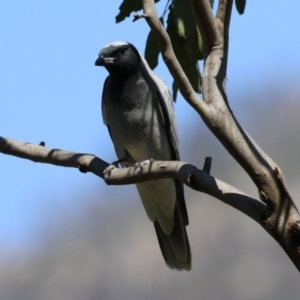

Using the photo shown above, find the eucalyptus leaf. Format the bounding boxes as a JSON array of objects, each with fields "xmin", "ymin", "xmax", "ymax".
[
  {"xmin": 144, "ymin": 18, "xmax": 164, "ymax": 70},
  {"xmin": 172, "ymin": 81, "xmax": 178, "ymax": 102},
  {"xmin": 235, "ymin": 0, "xmax": 246, "ymax": 15},
  {"xmin": 167, "ymin": 4, "xmax": 201, "ymax": 101},
  {"xmin": 173, "ymin": 0, "xmax": 203, "ymax": 60}
]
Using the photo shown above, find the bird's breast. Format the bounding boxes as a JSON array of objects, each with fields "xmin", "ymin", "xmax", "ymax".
[{"xmin": 105, "ymin": 74, "xmax": 172, "ymax": 162}]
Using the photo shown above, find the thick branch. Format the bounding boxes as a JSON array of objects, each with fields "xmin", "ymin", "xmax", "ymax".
[
  {"xmin": 142, "ymin": 0, "xmax": 299, "ymax": 217},
  {"xmin": 215, "ymin": 0, "xmax": 232, "ymax": 91}
]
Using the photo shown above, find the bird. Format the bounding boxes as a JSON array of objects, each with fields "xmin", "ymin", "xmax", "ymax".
[{"xmin": 95, "ymin": 41, "xmax": 191, "ymax": 271}]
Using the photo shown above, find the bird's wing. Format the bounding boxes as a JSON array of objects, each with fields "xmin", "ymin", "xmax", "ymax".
[
  {"xmin": 101, "ymin": 77, "xmax": 115, "ymax": 145},
  {"xmin": 101, "ymin": 77, "xmax": 109, "ymax": 127},
  {"xmin": 140, "ymin": 56, "xmax": 180, "ymax": 161},
  {"xmin": 139, "ymin": 55, "xmax": 188, "ymax": 226}
]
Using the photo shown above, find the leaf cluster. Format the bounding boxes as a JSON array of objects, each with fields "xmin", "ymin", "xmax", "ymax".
[{"xmin": 115, "ymin": 0, "xmax": 245, "ymax": 100}]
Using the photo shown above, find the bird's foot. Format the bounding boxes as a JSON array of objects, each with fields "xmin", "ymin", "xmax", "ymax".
[
  {"xmin": 103, "ymin": 157, "xmax": 127, "ymax": 183},
  {"xmin": 103, "ymin": 164, "xmax": 116, "ymax": 182},
  {"xmin": 134, "ymin": 159, "xmax": 154, "ymax": 176},
  {"xmin": 112, "ymin": 157, "xmax": 126, "ymax": 168}
]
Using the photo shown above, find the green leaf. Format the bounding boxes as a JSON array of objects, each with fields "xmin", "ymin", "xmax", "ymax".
[
  {"xmin": 144, "ymin": 18, "xmax": 163, "ymax": 70},
  {"xmin": 173, "ymin": 0, "xmax": 204, "ymax": 59},
  {"xmin": 235, "ymin": 0, "xmax": 246, "ymax": 15},
  {"xmin": 195, "ymin": 27, "xmax": 204, "ymax": 60},
  {"xmin": 172, "ymin": 81, "xmax": 178, "ymax": 102},
  {"xmin": 116, "ymin": 0, "xmax": 160, "ymax": 23},
  {"xmin": 173, "ymin": 0, "xmax": 194, "ymax": 39},
  {"xmin": 167, "ymin": 3, "xmax": 201, "ymax": 101}
]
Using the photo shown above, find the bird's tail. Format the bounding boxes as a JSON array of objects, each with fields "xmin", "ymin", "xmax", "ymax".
[{"xmin": 154, "ymin": 201, "xmax": 191, "ymax": 271}]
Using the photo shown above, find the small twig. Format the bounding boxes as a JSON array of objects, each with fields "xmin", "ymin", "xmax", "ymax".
[
  {"xmin": 132, "ymin": 13, "xmax": 147, "ymax": 22},
  {"xmin": 162, "ymin": 0, "xmax": 172, "ymax": 19},
  {"xmin": 202, "ymin": 157, "xmax": 212, "ymax": 174}
]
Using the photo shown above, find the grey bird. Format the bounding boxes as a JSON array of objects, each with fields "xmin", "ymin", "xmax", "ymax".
[{"xmin": 95, "ymin": 41, "xmax": 191, "ymax": 271}]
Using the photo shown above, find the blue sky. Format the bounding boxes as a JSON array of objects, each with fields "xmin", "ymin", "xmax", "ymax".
[{"xmin": 1, "ymin": 0, "xmax": 300, "ymax": 254}]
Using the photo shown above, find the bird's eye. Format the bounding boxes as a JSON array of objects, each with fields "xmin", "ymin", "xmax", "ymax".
[{"xmin": 119, "ymin": 48, "xmax": 126, "ymax": 55}]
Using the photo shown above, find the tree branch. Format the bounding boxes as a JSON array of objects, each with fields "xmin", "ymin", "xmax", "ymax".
[
  {"xmin": 141, "ymin": 0, "xmax": 300, "ymax": 271},
  {"xmin": 0, "ymin": 135, "xmax": 266, "ymax": 224},
  {"xmin": 0, "ymin": 136, "xmax": 108, "ymax": 179}
]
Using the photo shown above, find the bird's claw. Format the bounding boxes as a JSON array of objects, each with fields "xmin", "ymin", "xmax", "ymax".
[
  {"xmin": 134, "ymin": 159, "xmax": 154, "ymax": 176},
  {"xmin": 112, "ymin": 157, "xmax": 126, "ymax": 168},
  {"xmin": 103, "ymin": 164, "xmax": 116, "ymax": 182}
]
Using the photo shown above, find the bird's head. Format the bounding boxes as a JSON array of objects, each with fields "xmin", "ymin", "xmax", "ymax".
[{"xmin": 95, "ymin": 41, "xmax": 140, "ymax": 75}]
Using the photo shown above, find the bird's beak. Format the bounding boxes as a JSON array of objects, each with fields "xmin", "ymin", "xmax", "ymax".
[
  {"xmin": 95, "ymin": 56, "xmax": 114, "ymax": 66},
  {"xmin": 95, "ymin": 56, "xmax": 105, "ymax": 66}
]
